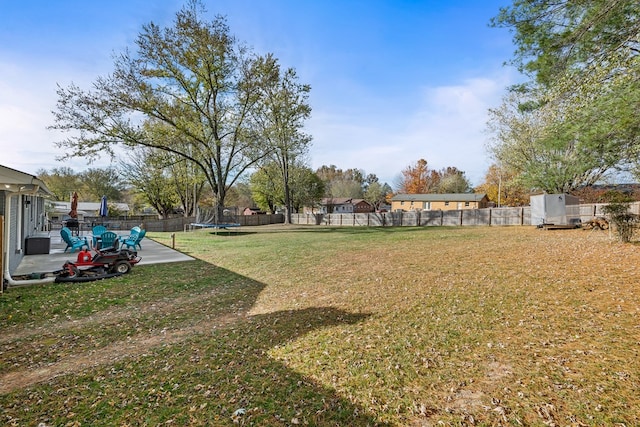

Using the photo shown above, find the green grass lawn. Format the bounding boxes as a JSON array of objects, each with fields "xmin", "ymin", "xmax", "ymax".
[{"xmin": 1, "ymin": 225, "xmax": 639, "ymax": 426}]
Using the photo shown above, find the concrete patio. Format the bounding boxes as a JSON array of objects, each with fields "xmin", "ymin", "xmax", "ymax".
[{"xmin": 12, "ymin": 231, "xmax": 194, "ymax": 276}]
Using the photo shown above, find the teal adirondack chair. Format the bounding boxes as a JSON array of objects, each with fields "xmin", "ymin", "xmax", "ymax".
[
  {"xmin": 122, "ymin": 228, "xmax": 146, "ymax": 250},
  {"xmin": 97, "ymin": 231, "xmax": 119, "ymax": 250},
  {"xmin": 60, "ymin": 227, "xmax": 89, "ymax": 253},
  {"xmin": 91, "ymin": 225, "xmax": 107, "ymax": 247}
]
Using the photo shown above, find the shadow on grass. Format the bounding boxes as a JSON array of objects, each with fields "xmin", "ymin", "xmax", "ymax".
[
  {"xmin": 198, "ymin": 226, "xmax": 437, "ymax": 239},
  {"xmin": 0, "ymin": 261, "xmax": 388, "ymax": 426},
  {"xmin": 206, "ymin": 230, "xmax": 255, "ymax": 237}
]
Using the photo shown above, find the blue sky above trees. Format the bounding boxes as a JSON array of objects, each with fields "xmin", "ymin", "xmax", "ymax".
[{"xmin": 0, "ymin": 0, "xmax": 517, "ymax": 186}]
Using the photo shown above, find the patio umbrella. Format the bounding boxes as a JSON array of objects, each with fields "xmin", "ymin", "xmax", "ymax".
[
  {"xmin": 69, "ymin": 192, "xmax": 78, "ymax": 219},
  {"xmin": 99, "ymin": 195, "xmax": 108, "ymax": 220}
]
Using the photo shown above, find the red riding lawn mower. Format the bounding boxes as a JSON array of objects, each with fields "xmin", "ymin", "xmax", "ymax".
[{"xmin": 55, "ymin": 246, "xmax": 141, "ymax": 283}]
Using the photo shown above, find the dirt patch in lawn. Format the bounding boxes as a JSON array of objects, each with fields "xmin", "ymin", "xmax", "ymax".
[
  {"xmin": 0, "ymin": 287, "xmax": 248, "ymax": 394},
  {"xmin": 0, "ymin": 311, "xmax": 244, "ymax": 394}
]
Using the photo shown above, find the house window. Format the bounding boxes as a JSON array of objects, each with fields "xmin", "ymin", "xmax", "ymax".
[
  {"xmin": 400, "ymin": 201, "xmax": 404, "ymax": 206},
  {"xmin": 423, "ymin": 202, "xmax": 430, "ymax": 210},
  {"xmin": 465, "ymin": 202, "xmax": 470, "ymax": 207},
  {"xmin": 444, "ymin": 201, "xmax": 449, "ymax": 206}
]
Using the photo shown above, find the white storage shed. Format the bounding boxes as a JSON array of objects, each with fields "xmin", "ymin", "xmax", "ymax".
[{"xmin": 530, "ymin": 194, "xmax": 581, "ymax": 227}]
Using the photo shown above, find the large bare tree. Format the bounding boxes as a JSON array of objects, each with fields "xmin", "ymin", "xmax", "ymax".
[
  {"xmin": 251, "ymin": 55, "xmax": 312, "ymax": 223},
  {"xmin": 51, "ymin": 1, "xmax": 299, "ymax": 221}
]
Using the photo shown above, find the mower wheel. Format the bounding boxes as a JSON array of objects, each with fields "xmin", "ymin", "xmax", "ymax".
[
  {"xmin": 112, "ymin": 261, "xmax": 132, "ymax": 274},
  {"xmin": 67, "ymin": 265, "xmax": 80, "ymax": 278}
]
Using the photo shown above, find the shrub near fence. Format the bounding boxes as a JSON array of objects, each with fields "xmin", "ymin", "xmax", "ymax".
[{"xmin": 291, "ymin": 203, "xmax": 638, "ymax": 228}]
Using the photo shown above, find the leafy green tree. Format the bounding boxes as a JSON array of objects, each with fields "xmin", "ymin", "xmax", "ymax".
[
  {"xmin": 123, "ymin": 148, "xmax": 180, "ymax": 219},
  {"xmin": 253, "ymin": 55, "xmax": 312, "ymax": 223},
  {"xmin": 364, "ymin": 181, "xmax": 392, "ymax": 211},
  {"xmin": 475, "ymin": 164, "xmax": 529, "ymax": 207},
  {"xmin": 37, "ymin": 166, "xmax": 124, "ymax": 202},
  {"xmin": 491, "ymin": 0, "xmax": 639, "ymax": 87},
  {"xmin": 316, "ymin": 165, "xmax": 367, "ymax": 198},
  {"xmin": 396, "ymin": 159, "xmax": 438, "ymax": 194},
  {"xmin": 601, "ymin": 192, "xmax": 638, "ymax": 243},
  {"xmin": 164, "ymin": 153, "xmax": 207, "ymax": 217},
  {"xmin": 250, "ymin": 163, "xmax": 324, "ymax": 213},
  {"xmin": 329, "ymin": 179, "xmax": 364, "ymax": 198},
  {"xmin": 488, "ymin": 83, "xmax": 640, "ymax": 193},
  {"xmin": 225, "ymin": 181, "xmax": 254, "ymax": 212},
  {"xmin": 489, "ymin": 1, "xmax": 640, "ymax": 192},
  {"xmin": 120, "ymin": 146, "xmax": 206, "ymax": 217},
  {"xmin": 289, "ymin": 166, "xmax": 325, "ymax": 212},
  {"xmin": 436, "ymin": 167, "xmax": 471, "ymax": 194},
  {"xmin": 79, "ymin": 167, "xmax": 124, "ymax": 202},
  {"xmin": 361, "ymin": 174, "xmax": 392, "ymax": 210},
  {"xmin": 36, "ymin": 167, "xmax": 81, "ymax": 202},
  {"xmin": 396, "ymin": 159, "xmax": 471, "ymax": 194},
  {"xmin": 250, "ymin": 163, "xmax": 281, "ymax": 213},
  {"xmin": 51, "ymin": 1, "xmax": 305, "ymax": 222},
  {"xmin": 315, "ymin": 165, "xmax": 342, "ymax": 183}
]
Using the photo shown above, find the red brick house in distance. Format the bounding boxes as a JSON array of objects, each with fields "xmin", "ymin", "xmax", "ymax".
[
  {"xmin": 243, "ymin": 207, "xmax": 265, "ymax": 215},
  {"xmin": 319, "ymin": 198, "xmax": 374, "ymax": 214}
]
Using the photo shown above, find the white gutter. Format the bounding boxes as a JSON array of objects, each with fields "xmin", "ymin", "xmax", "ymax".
[
  {"xmin": 16, "ymin": 192, "xmax": 23, "ymax": 253},
  {"xmin": 3, "ymin": 187, "xmax": 56, "ymax": 290}
]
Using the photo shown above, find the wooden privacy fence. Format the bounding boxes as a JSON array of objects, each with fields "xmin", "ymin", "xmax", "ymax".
[
  {"xmin": 139, "ymin": 213, "xmax": 284, "ymax": 232},
  {"xmin": 291, "ymin": 203, "xmax": 631, "ymax": 228},
  {"xmin": 44, "ymin": 204, "xmax": 636, "ymax": 232},
  {"xmin": 49, "ymin": 214, "xmax": 286, "ymax": 233},
  {"xmin": 291, "ymin": 209, "xmax": 528, "ymax": 227}
]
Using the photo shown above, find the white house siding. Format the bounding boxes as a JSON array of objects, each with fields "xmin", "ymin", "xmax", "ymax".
[
  {"xmin": 1, "ymin": 192, "xmax": 50, "ymax": 274},
  {"xmin": 5, "ymin": 194, "xmax": 22, "ymax": 273}
]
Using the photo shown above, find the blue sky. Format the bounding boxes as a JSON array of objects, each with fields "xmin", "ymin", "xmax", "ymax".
[{"xmin": 0, "ymin": 0, "xmax": 518, "ymax": 187}]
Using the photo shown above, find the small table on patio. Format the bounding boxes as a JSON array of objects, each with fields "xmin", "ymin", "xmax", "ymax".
[{"xmin": 64, "ymin": 220, "xmax": 87, "ymax": 236}]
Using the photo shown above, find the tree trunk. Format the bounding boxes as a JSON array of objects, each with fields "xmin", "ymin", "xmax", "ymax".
[{"xmin": 283, "ymin": 169, "xmax": 292, "ymax": 224}]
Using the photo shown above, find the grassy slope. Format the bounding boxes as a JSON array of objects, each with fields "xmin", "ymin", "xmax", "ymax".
[{"xmin": 1, "ymin": 225, "xmax": 639, "ymax": 426}]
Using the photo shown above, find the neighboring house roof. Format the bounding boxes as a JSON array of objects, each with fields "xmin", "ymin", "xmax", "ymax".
[
  {"xmin": 80, "ymin": 202, "xmax": 130, "ymax": 212},
  {"xmin": 321, "ymin": 198, "xmax": 371, "ymax": 206},
  {"xmin": 52, "ymin": 201, "xmax": 130, "ymax": 212},
  {"xmin": 243, "ymin": 207, "xmax": 265, "ymax": 214},
  {"xmin": 391, "ymin": 193, "xmax": 488, "ymax": 202},
  {"xmin": 0, "ymin": 165, "xmax": 52, "ymax": 196}
]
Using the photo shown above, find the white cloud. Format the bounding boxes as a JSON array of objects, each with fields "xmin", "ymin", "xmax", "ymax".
[
  {"xmin": 401, "ymin": 76, "xmax": 505, "ymax": 182},
  {"xmin": 1, "ymin": 53, "xmax": 515, "ymax": 189},
  {"xmin": 0, "ymin": 60, "xmax": 114, "ymax": 175},
  {"xmin": 308, "ymin": 70, "xmax": 514, "ymax": 187}
]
